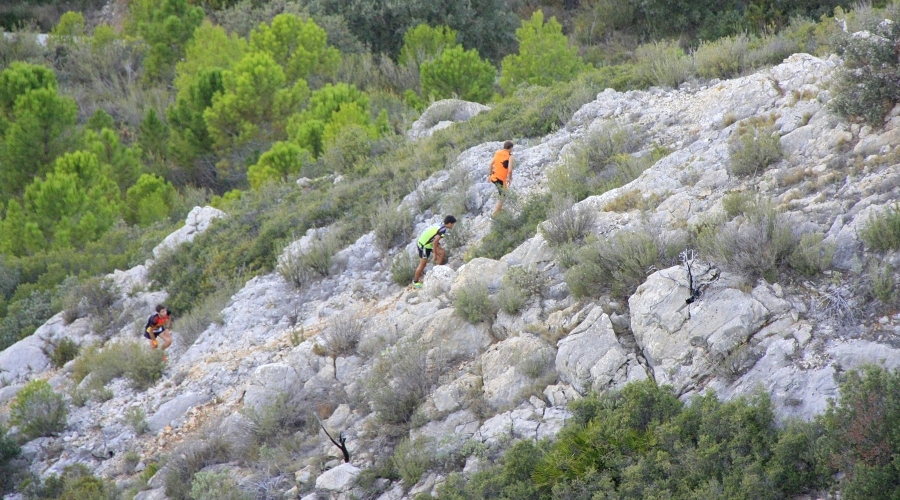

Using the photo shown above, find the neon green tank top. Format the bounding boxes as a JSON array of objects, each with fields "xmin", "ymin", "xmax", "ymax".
[{"xmin": 417, "ymin": 225, "xmax": 446, "ymax": 249}]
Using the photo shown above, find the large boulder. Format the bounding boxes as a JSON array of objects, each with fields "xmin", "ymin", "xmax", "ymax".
[
  {"xmin": 0, "ymin": 334, "xmax": 50, "ymax": 384},
  {"xmin": 153, "ymin": 206, "xmax": 225, "ymax": 258},
  {"xmin": 450, "ymin": 258, "xmax": 509, "ymax": 296},
  {"xmin": 481, "ymin": 334, "xmax": 555, "ymax": 409},
  {"xmin": 417, "ymin": 308, "xmax": 493, "ymax": 363},
  {"xmin": 629, "ymin": 265, "xmax": 770, "ymax": 392},
  {"xmin": 555, "ymin": 306, "xmax": 647, "ymax": 395},
  {"xmin": 315, "ymin": 463, "xmax": 361, "ymax": 492},
  {"xmin": 408, "ymin": 100, "xmax": 491, "ymax": 140}
]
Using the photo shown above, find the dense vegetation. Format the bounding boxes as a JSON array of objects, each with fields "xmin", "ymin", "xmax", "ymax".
[
  {"xmin": 434, "ymin": 366, "xmax": 900, "ymax": 500},
  {"xmin": 1, "ymin": 0, "xmax": 900, "ymax": 499},
  {"xmin": 0, "ymin": 0, "xmax": 888, "ymax": 351}
]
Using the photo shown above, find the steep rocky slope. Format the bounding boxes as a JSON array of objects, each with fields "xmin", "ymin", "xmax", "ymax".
[{"xmin": 3, "ymin": 51, "xmax": 900, "ymax": 499}]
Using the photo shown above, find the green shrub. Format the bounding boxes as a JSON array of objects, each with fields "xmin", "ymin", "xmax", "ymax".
[
  {"xmin": 497, "ymin": 266, "xmax": 546, "ymax": 314},
  {"xmin": 470, "ymin": 193, "xmax": 549, "ymax": 260},
  {"xmin": 565, "ymin": 231, "xmax": 665, "ymax": 299},
  {"xmin": 831, "ymin": 20, "xmax": 900, "ymax": 126},
  {"xmin": 71, "ymin": 341, "xmax": 165, "ymax": 391},
  {"xmin": 721, "ymin": 191, "xmax": 756, "ymax": 219},
  {"xmin": 693, "ymin": 33, "xmax": 750, "ymax": 79},
  {"xmin": 548, "ymin": 126, "xmax": 650, "ymax": 203},
  {"xmin": 860, "ymin": 204, "xmax": 900, "ymax": 252},
  {"xmin": 819, "ymin": 365, "xmax": 900, "ymax": 498},
  {"xmin": 729, "ymin": 118, "xmax": 783, "ymax": 177},
  {"xmin": 787, "ymin": 232, "xmax": 834, "ymax": 276},
  {"xmin": 49, "ymin": 337, "xmax": 79, "ymax": 368},
  {"xmin": 698, "ymin": 203, "xmax": 799, "ymax": 282},
  {"xmin": 367, "ymin": 340, "xmax": 438, "ymax": 426},
  {"xmin": 165, "ymin": 437, "xmax": 234, "ymax": 500},
  {"xmin": 11, "ymin": 380, "xmax": 67, "ymax": 439},
  {"xmin": 20, "ymin": 463, "xmax": 115, "ymax": 500},
  {"xmin": 440, "ymin": 379, "xmax": 827, "ymax": 499},
  {"xmin": 391, "ymin": 251, "xmax": 417, "ymax": 287},
  {"xmin": 319, "ymin": 312, "xmax": 364, "ymax": 357},
  {"xmin": 541, "ymin": 200, "xmax": 596, "ymax": 246},
  {"xmin": 372, "ymin": 200, "xmax": 413, "ymax": 251},
  {"xmin": 190, "ymin": 470, "xmax": 252, "ymax": 500},
  {"xmin": 0, "ymin": 424, "xmax": 21, "ymax": 495},
  {"xmin": 0, "ymin": 289, "xmax": 53, "ymax": 352},
  {"xmin": 243, "ymin": 393, "xmax": 315, "ymax": 447},
  {"xmin": 496, "ymin": 282, "xmax": 527, "ymax": 315},
  {"xmin": 277, "ymin": 229, "xmax": 345, "ymax": 289},
  {"xmin": 868, "ymin": 261, "xmax": 897, "ymax": 304},
  {"xmin": 454, "ymin": 282, "xmax": 496, "ymax": 323},
  {"xmin": 635, "ymin": 39, "xmax": 694, "ymax": 89},
  {"xmin": 391, "ymin": 437, "xmax": 434, "ymax": 487},
  {"xmin": 125, "ymin": 407, "xmax": 149, "ymax": 436}
]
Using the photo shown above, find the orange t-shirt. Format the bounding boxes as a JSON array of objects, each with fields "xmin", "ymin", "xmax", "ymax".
[{"xmin": 490, "ymin": 149, "xmax": 511, "ymax": 183}]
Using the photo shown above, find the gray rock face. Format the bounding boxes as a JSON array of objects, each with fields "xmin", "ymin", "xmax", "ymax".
[
  {"xmin": 556, "ymin": 306, "xmax": 647, "ymax": 394},
  {"xmin": 450, "ymin": 258, "xmax": 509, "ymax": 296},
  {"xmin": 630, "ymin": 265, "xmax": 769, "ymax": 392},
  {"xmin": 315, "ymin": 463, "xmax": 361, "ymax": 492},
  {"xmin": 0, "ymin": 335, "xmax": 50, "ymax": 384},
  {"xmin": 147, "ymin": 392, "xmax": 210, "ymax": 432},
  {"xmin": 408, "ymin": 99, "xmax": 491, "ymax": 140},
  {"xmin": 152, "ymin": 206, "xmax": 225, "ymax": 258},
  {"xmin": 481, "ymin": 334, "xmax": 555, "ymax": 409}
]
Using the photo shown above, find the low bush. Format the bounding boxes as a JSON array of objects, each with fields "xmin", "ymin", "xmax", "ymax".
[
  {"xmin": 787, "ymin": 232, "xmax": 834, "ymax": 276},
  {"xmin": 830, "ymin": 20, "xmax": 900, "ymax": 126},
  {"xmin": 372, "ymin": 200, "xmax": 413, "ymax": 251},
  {"xmin": 860, "ymin": 203, "xmax": 900, "ymax": 252},
  {"xmin": 190, "ymin": 470, "xmax": 252, "ymax": 500},
  {"xmin": 277, "ymin": 229, "xmax": 346, "ymax": 290},
  {"xmin": 634, "ymin": 39, "xmax": 694, "ymax": 89},
  {"xmin": 0, "ymin": 424, "xmax": 21, "ymax": 495},
  {"xmin": 693, "ymin": 33, "xmax": 750, "ymax": 79},
  {"xmin": 729, "ymin": 118, "xmax": 783, "ymax": 177},
  {"xmin": 319, "ymin": 312, "xmax": 365, "ymax": 357},
  {"xmin": 124, "ymin": 407, "xmax": 149, "ymax": 436},
  {"xmin": 721, "ymin": 191, "xmax": 756, "ymax": 219},
  {"xmin": 48, "ymin": 337, "xmax": 80, "ymax": 368},
  {"xmin": 867, "ymin": 261, "xmax": 897, "ymax": 304},
  {"xmin": 454, "ymin": 282, "xmax": 496, "ymax": 324},
  {"xmin": 71, "ymin": 341, "xmax": 165, "ymax": 391},
  {"xmin": 367, "ymin": 340, "xmax": 438, "ymax": 426},
  {"xmin": 818, "ymin": 365, "xmax": 900, "ymax": 498},
  {"xmin": 243, "ymin": 393, "xmax": 315, "ymax": 448},
  {"xmin": 20, "ymin": 463, "xmax": 115, "ymax": 500},
  {"xmin": 0, "ymin": 289, "xmax": 53, "ymax": 352},
  {"xmin": 565, "ymin": 230, "xmax": 666, "ymax": 299},
  {"xmin": 541, "ymin": 200, "xmax": 595, "ymax": 247},
  {"xmin": 11, "ymin": 380, "xmax": 67, "ymax": 439},
  {"xmin": 390, "ymin": 251, "xmax": 417, "ymax": 286},
  {"xmin": 165, "ymin": 436, "xmax": 234, "ymax": 500},
  {"xmin": 470, "ymin": 193, "xmax": 550, "ymax": 261},
  {"xmin": 549, "ymin": 124, "xmax": 645, "ymax": 202},
  {"xmin": 391, "ymin": 437, "xmax": 435, "ymax": 487},
  {"xmin": 496, "ymin": 282, "xmax": 527, "ymax": 315},
  {"xmin": 698, "ymin": 203, "xmax": 799, "ymax": 282}
]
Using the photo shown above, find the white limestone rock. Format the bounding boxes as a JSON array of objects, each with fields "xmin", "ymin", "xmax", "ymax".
[
  {"xmin": 315, "ymin": 463, "xmax": 361, "ymax": 492},
  {"xmin": 408, "ymin": 99, "xmax": 491, "ymax": 140}
]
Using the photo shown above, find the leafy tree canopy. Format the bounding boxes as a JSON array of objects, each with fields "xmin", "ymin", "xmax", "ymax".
[
  {"xmin": 421, "ymin": 45, "xmax": 496, "ymax": 103},
  {"xmin": 398, "ymin": 24, "xmax": 458, "ymax": 67},
  {"xmin": 500, "ymin": 10, "xmax": 586, "ymax": 93},
  {"xmin": 249, "ymin": 13, "xmax": 341, "ymax": 84}
]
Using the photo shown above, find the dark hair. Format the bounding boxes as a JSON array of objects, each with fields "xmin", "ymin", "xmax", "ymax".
[
  {"xmin": 503, "ymin": 140, "xmax": 514, "ymax": 150},
  {"xmin": 443, "ymin": 215, "xmax": 457, "ymax": 224},
  {"xmin": 155, "ymin": 304, "xmax": 168, "ymax": 313}
]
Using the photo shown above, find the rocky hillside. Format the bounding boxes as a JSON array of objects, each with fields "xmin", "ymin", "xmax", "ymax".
[{"xmin": 2, "ymin": 50, "xmax": 900, "ymax": 499}]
